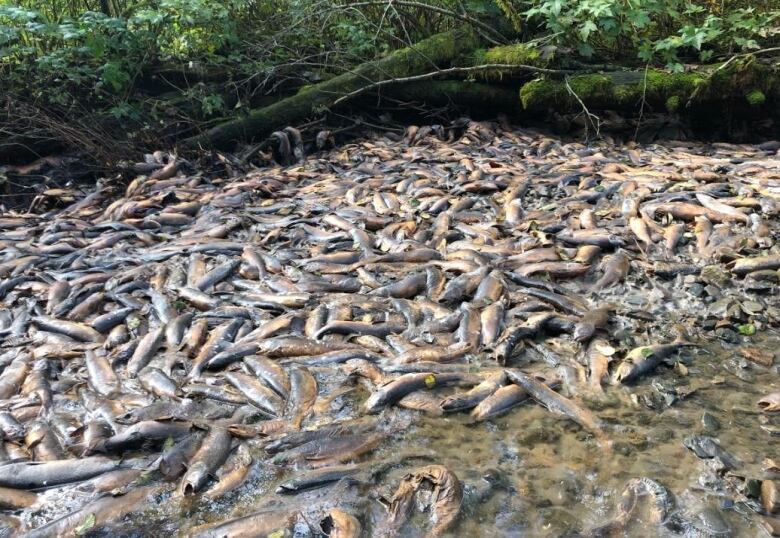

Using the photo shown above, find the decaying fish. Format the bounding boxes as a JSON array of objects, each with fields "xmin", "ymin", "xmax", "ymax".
[
  {"xmin": 589, "ymin": 478, "xmax": 674, "ymax": 536},
  {"xmin": 1, "ymin": 121, "xmax": 777, "ymax": 536},
  {"xmin": 378, "ymin": 465, "xmax": 462, "ymax": 536}
]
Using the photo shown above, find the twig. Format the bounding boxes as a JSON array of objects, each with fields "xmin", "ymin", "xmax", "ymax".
[
  {"xmin": 634, "ymin": 63, "xmax": 649, "ymax": 142},
  {"xmin": 564, "ymin": 76, "xmax": 600, "ymax": 142},
  {"xmin": 341, "ymin": 1, "xmax": 508, "ymax": 45},
  {"xmin": 687, "ymin": 46, "xmax": 780, "ymax": 106},
  {"xmin": 711, "ymin": 46, "xmax": 780, "ymax": 77},
  {"xmin": 332, "ymin": 63, "xmax": 574, "ymax": 106}
]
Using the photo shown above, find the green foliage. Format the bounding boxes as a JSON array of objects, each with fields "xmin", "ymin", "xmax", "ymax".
[
  {"xmin": 519, "ymin": 0, "xmax": 779, "ymax": 68},
  {"xmin": 0, "ymin": 0, "xmax": 777, "ymax": 157},
  {"xmin": 665, "ymin": 95, "xmax": 681, "ymax": 111},
  {"xmin": 745, "ymin": 89, "xmax": 766, "ymax": 106}
]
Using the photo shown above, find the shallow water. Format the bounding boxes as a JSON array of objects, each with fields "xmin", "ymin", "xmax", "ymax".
[{"xmin": 52, "ymin": 332, "xmax": 777, "ymax": 538}]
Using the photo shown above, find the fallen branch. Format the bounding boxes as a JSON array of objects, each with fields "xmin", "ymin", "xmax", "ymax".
[
  {"xmin": 332, "ymin": 63, "xmax": 573, "ymax": 106},
  {"xmin": 182, "ymin": 28, "xmax": 483, "ymax": 150},
  {"xmin": 564, "ymin": 76, "xmax": 600, "ymax": 141}
]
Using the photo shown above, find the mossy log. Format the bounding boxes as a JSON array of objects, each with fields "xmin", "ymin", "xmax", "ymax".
[
  {"xmin": 519, "ymin": 60, "xmax": 779, "ymax": 114},
  {"xmin": 183, "ymin": 29, "xmax": 482, "ymax": 150},
  {"xmin": 383, "ymin": 80, "xmax": 522, "ymax": 116}
]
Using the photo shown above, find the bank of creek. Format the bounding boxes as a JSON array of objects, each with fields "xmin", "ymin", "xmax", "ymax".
[{"xmin": 0, "ymin": 122, "xmax": 779, "ymax": 537}]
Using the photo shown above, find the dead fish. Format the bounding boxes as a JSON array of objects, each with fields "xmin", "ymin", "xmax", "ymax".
[
  {"xmin": 629, "ymin": 216, "xmax": 653, "ymax": 249},
  {"xmin": 139, "ymin": 367, "xmax": 180, "ymax": 398},
  {"xmin": 26, "ymin": 485, "xmax": 162, "ymax": 538},
  {"xmin": 180, "ymin": 426, "xmax": 232, "ymax": 495},
  {"xmin": 441, "ymin": 371, "xmax": 506, "ymax": 412},
  {"xmin": 732, "ymin": 254, "xmax": 780, "ymax": 276},
  {"xmin": 480, "ymin": 301, "xmax": 505, "ymax": 346},
  {"xmin": 202, "ymin": 443, "xmax": 252, "ymax": 500},
  {"xmin": 365, "ymin": 372, "xmax": 471, "ymax": 413},
  {"xmin": 276, "ymin": 463, "xmax": 366, "ymax": 494},
  {"xmin": 32, "ymin": 316, "xmax": 104, "ymax": 342},
  {"xmin": 314, "ymin": 320, "xmax": 405, "ymax": 340},
  {"xmin": 0, "ymin": 456, "xmax": 122, "ymax": 489},
  {"xmin": 573, "ymin": 306, "xmax": 611, "ymax": 343},
  {"xmin": 589, "ymin": 477, "xmax": 674, "ymax": 536},
  {"xmin": 591, "ymin": 251, "xmax": 630, "ymax": 292},
  {"xmin": 160, "ymin": 431, "xmax": 206, "ymax": 480},
  {"xmin": 585, "ymin": 338, "xmax": 614, "ymax": 392},
  {"xmin": 663, "ymin": 223, "xmax": 686, "ymax": 252},
  {"xmin": 86, "ymin": 350, "xmax": 119, "ymax": 396},
  {"xmin": 320, "ymin": 508, "xmax": 362, "ymax": 538},
  {"xmin": 286, "ymin": 367, "xmax": 317, "ymax": 428},
  {"xmin": 187, "ymin": 510, "xmax": 298, "ymax": 538},
  {"xmin": 470, "ymin": 383, "xmax": 529, "ymax": 421},
  {"xmin": 244, "ymin": 356, "xmax": 290, "ymax": 399},
  {"xmin": 378, "ymin": 465, "xmax": 462, "ymax": 537},
  {"xmin": 395, "ymin": 342, "xmax": 472, "ymax": 364},
  {"xmin": 758, "ymin": 393, "xmax": 780, "ymax": 413},
  {"xmin": 515, "ymin": 261, "xmax": 590, "ymax": 278},
  {"xmin": 696, "ymin": 193, "xmax": 750, "ymax": 223},
  {"xmin": 557, "ymin": 228, "xmax": 624, "ymax": 248},
  {"xmin": 505, "ymin": 369, "xmax": 606, "ymax": 443},
  {"xmin": 226, "ymin": 371, "xmax": 285, "ymax": 416},
  {"xmin": 98, "ymin": 420, "xmax": 192, "ymax": 452},
  {"xmin": 126, "ymin": 326, "xmax": 166, "ymax": 376},
  {"xmin": 612, "ymin": 341, "xmax": 696, "ymax": 384},
  {"xmin": 275, "ymin": 432, "xmax": 383, "ymax": 464}
]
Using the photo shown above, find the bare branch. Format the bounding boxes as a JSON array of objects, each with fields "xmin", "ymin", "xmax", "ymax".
[
  {"xmin": 332, "ymin": 63, "xmax": 574, "ymax": 106},
  {"xmin": 341, "ymin": 1, "xmax": 508, "ymax": 45}
]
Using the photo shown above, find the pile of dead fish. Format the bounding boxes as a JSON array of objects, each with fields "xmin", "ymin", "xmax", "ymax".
[{"xmin": 0, "ymin": 123, "xmax": 779, "ymax": 536}]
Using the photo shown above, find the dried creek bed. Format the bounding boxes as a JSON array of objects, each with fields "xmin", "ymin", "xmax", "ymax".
[{"xmin": 0, "ymin": 124, "xmax": 779, "ymax": 537}]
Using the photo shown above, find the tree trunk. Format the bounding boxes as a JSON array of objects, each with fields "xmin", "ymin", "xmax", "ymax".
[{"xmin": 181, "ymin": 28, "xmax": 483, "ymax": 150}]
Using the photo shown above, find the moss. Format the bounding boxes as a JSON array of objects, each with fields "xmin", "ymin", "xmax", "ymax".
[
  {"xmin": 520, "ymin": 78, "xmax": 560, "ymax": 110},
  {"xmin": 481, "ymin": 43, "xmax": 543, "ymax": 65},
  {"xmin": 666, "ymin": 95, "xmax": 681, "ymax": 112},
  {"xmin": 520, "ymin": 70, "xmax": 709, "ymax": 112},
  {"xmin": 469, "ymin": 44, "xmax": 544, "ymax": 81},
  {"xmin": 745, "ymin": 89, "xmax": 766, "ymax": 106},
  {"xmin": 569, "ymin": 74, "xmax": 613, "ymax": 102}
]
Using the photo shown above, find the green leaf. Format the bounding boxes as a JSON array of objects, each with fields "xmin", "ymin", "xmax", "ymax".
[
  {"xmin": 579, "ymin": 21, "xmax": 597, "ymax": 41},
  {"xmin": 576, "ymin": 42, "xmax": 594, "ymax": 57},
  {"xmin": 75, "ymin": 513, "xmax": 96, "ymax": 536},
  {"xmin": 424, "ymin": 374, "xmax": 436, "ymax": 389},
  {"xmin": 667, "ymin": 62, "xmax": 685, "ymax": 74},
  {"xmin": 737, "ymin": 324, "xmax": 756, "ymax": 336},
  {"xmin": 640, "ymin": 347, "xmax": 654, "ymax": 358}
]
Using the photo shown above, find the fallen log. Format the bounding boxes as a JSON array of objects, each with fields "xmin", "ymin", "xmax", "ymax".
[
  {"xmin": 519, "ymin": 59, "xmax": 779, "ymax": 114},
  {"xmin": 182, "ymin": 28, "xmax": 483, "ymax": 150},
  {"xmin": 383, "ymin": 80, "xmax": 521, "ymax": 116}
]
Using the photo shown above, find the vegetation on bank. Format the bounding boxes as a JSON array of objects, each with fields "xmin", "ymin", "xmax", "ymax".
[{"xmin": 1, "ymin": 0, "xmax": 778, "ymax": 159}]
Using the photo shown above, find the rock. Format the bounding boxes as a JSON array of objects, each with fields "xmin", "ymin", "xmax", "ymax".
[
  {"xmin": 715, "ymin": 327, "xmax": 740, "ymax": 344},
  {"xmin": 701, "ymin": 412, "xmax": 721, "ymax": 434},
  {"xmin": 700, "ymin": 265, "xmax": 731, "ymax": 287},
  {"xmin": 688, "ymin": 283, "xmax": 705, "ymax": 297}
]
